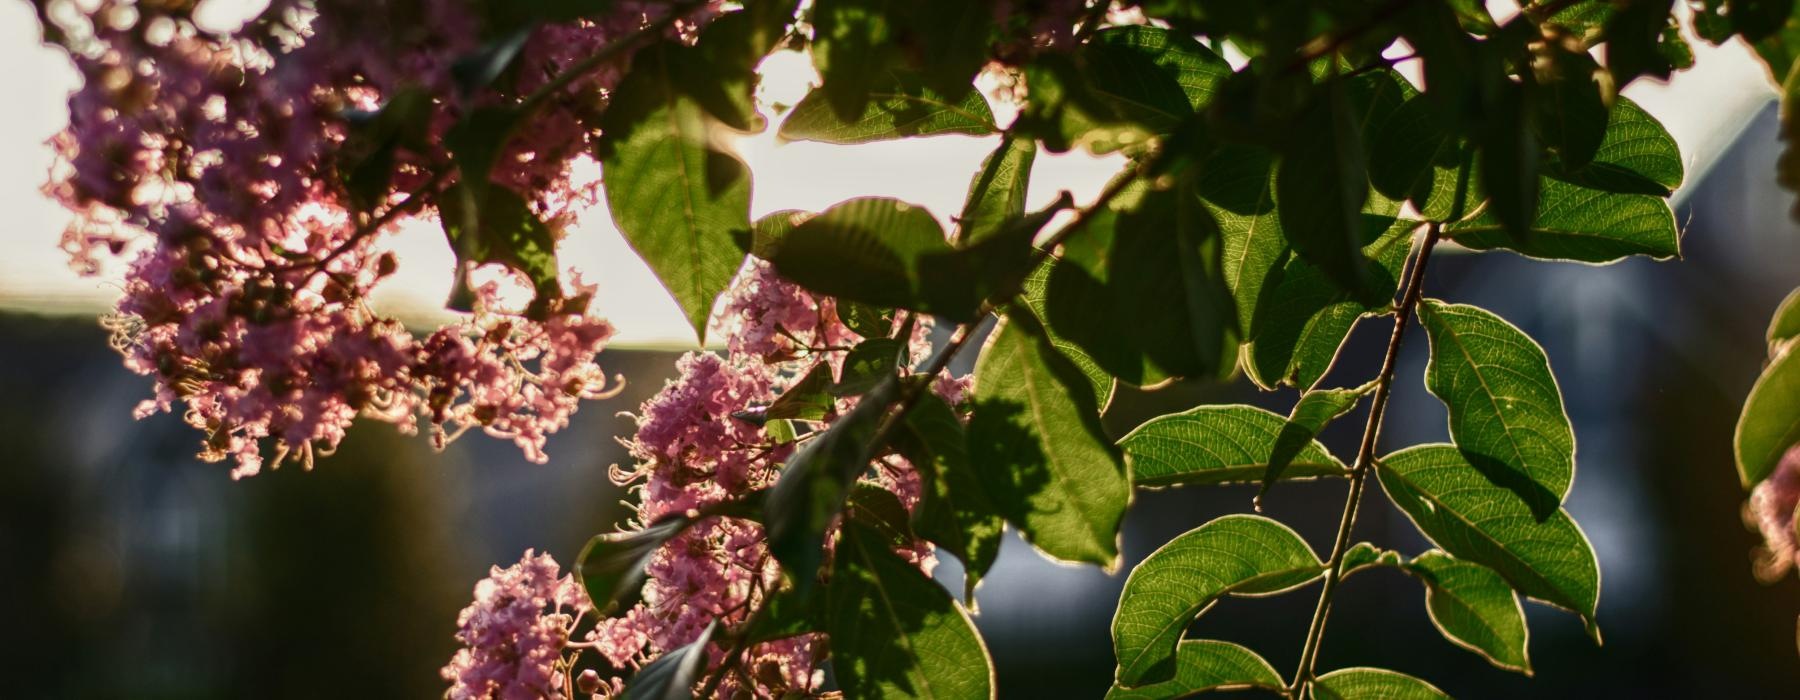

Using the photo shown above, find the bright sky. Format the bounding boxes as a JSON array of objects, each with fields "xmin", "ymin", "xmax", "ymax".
[{"xmin": 0, "ymin": 0, "xmax": 1774, "ymax": 347}]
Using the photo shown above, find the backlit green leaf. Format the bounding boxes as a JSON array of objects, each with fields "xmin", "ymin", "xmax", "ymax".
[
  {"xmin": 765, "ymin": 362, "xmax": 834, "ymax": 421},
  {"xmin": 1259, "ymin": 384, "xmax": 1371, "ymax": 499},
  {"xmin": 439, "ymin": 183, "xmax": 566, "ymax": 317},
  {"xmin": 809, "ymin": 0, "xmax": 901, "ymax": 119},
  {"xmin": 780, "ymin": 72, "xmax": 996, "ymax": 144},
  {"xmin": 1020, "ymin": 261, "xmax": 1117, "ymax": 406},
  {"xmin": 1245, "ymin": 217, "xmax": 1415, "ymax": 390},
  {"xmin": 969, "ymin": 306, "xmax": 1129, "ymax": 567},
  {"xmin": 1767, "ymin": 285, "xmax": 1800, "ymax": 347},
  {"xmin": 1203, "ymin": 144, "xmax": 1288, "ymax": 337},
  {"xmin": 1312, "ymin": 668, "xmax": 1450, "ymax": 700},
  {"xmin": 959, "ymin": 134, "xmax": 1037, "ymax": 245},
  {"xmin": 1119, "ymin": 405, "xmax": 1348, "ymax": 489},
  {"xmin": 1376, "ymin": 445, "xmax": 1601, "ymax": 637},
  {"xmin": 1016, "ymin": 26, "xmax": 1226, "ymax": 153},
  {"xmin": 1548, "ymin": 96, "xmax": 1684, "ymax": 196},
  {"xmin": 1104, "ymin": 640, "xmax": 1284, "ymax": 699},
  {"xmin": 1406, "ymin": 550, "xmax": 1531, "ymax": 674},
  {"xmin": 1045, "ymin": 174, "xmax": 1239, "ymax": 383},
  {"xmin": 577, "ymin": 517, "xmax": 689, "ymax": 616},
  {"xmin": 1112, "ymin": 514, "xmax": 1322, "ymax": 686},
  {"xmin": 827, "ymin": 521, "xmax": 995, "ymax": 699},
  {"xmin": 765, "ymin": 379, "xmax": 896, "ymax": 583},
  {"xmin": 621, "ymin": 620, "xmax": 715, "ymax": 700},
  {"xmin": 1736, "ymin": 345, "xmax": 1800, "ymax": 487},
  {"xmin": 1090, "ymin": 25, "xmax": 1232, "ymax": 112},
  {"xmin": 1445, "ymin": 177, "xmax": 1679, "ymax": 263},
  {"xmin": 1278, "ymin": 79, "xmax": 1375, "ymax": 296},
  {"xmin": 763, "ymin": 197, "xmax": 960, "ymax": 315},
  {"xmin": 600, "ymin": 40, "xmax": 752, "ymax": 342},
  {"xmin": 898, "ymin": 393, "xmax": 1005, "ymax": 603},
  {"xmin": 834, "ymin": 337, "xmax": 903, "ymax": 396},
  {"xmin": 1417, "ymin": 299, "xmax": 1575, "ymax": 515}
]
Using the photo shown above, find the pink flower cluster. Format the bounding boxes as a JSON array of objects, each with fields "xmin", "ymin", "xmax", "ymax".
[
  {"xmin": 1750, "ymin": 443, "xmax": 1800, "ymax": 582},
  {"xmin": 40, "ymin": 0, "xmax": 719, "ymax": 475},
  {"xmin": 443, "ymin": 550, "xmax": 590, "ymax": 700},
  {"xmin": 443, "ymin": 261, "xmax": 972, "ymax": 698}
]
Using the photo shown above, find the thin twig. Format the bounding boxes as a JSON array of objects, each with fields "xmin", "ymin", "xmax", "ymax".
[
  {"xmin": 271, "ymin": 169, "xmax": 449, "ymax": 279},
  {"xmin": 1289, "ymin": 221, "xmax": 1442, "ymax": 696}
]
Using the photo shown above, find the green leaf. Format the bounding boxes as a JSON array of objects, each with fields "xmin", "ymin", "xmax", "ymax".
[
  {"xmin": 827, "ymin": 521, "xmax": 995, "ymax": 699},
  {"xmin": 1312, "ymin": 668, "xmax": 1450, "ymax": 700},
  {"xmin": 678, "ymin": 6, "xmax": 791, "ymax": 131},
  {"xmin": 1769, "ymin": 286, "xmax": 1800, "ymax": 346},
  {"xmin": 1203, "ymin": 144, "xmax": 1288, "ymax": 337},
  {"xmin": 958, "ymin": 134, "xmax": 1037, "ymax": 245},
  {"xmin": 1548, "ymin": 97, "xmax": 1684, "ymax": 197},
  {"xmin": 911, "ymin": 0, "xmax": 995, "ymax": 93},
  {"xmin": 1260, "ymin": 384, "xmax": 1371, "ymax": 500},
  {"xmin": 445, "ymin": 105, "xmax": 525, "ymax": 208},
  {"xmin": 599, "ymin": 40, "xmax": 752, "ymax": 343},
  {"xmin": 1376, "ymin": 445, "xmax": 1601, "ymax": 637},
  {"xmin": 1016, "ymin": 26, "xmax": 1226, "ymax": 154},
  {"xmin": 577, "ymin": 517, "xmax": 690, "ymax": 616},
  {"xmin": 765, "ymin": 362, "xmax": 835, "ymax": 421},
  {"xmin": 1406, "ymin": 550, "xmax": 1532, "ymax": 674},
  {"xmin": 837, "ymin": 301, "xmax": 895, "ymax": 339},
  {"xmin": 1119, "ymin": 405, "xmax": 1348, "ymax": 489},
  {"xmin": 439, "ymin": 183, "xmax": 565, "ymax": 316},
  {"xmin": 1278, "ymin": 79, "xmax": 1375, "ymax": 296},
  {"xmin": 1417, "ymin": 299, "xmax": 1575, "ymax": 516},
  {"xmin": 1445, "ymin": 176, "xmax": 1679, "ymax": 263},
  {"xmin": 1345, "ymin": 69, "xmax": 1417, "ymax": 219},
  {"xmin": 764, "ymin": 197, "xmax": 1000, "ymax": 322},
  {"xmin": 1020, "ymin": 261, "xmax": 1117, "ymax": 405},
  {"xmin": 847, "ymin": 482, "xmax": 916, "ymax": 546},
  {"xmin": 1737, "ymin": 346, "xmax": 1800, "ymax": 486},
  {"xmin": 1104, "ymin": 640, "xmax": 1285, "ymax": 699},
  {"xmin": 780, "ymin": 72, "xmax": 995, "ymax": 144},
  {"xmin": 969, "ymin": 306, "xmax": 1129, "ymax": 567},
  {"xmin": 1341, "ymin": 542, "xmax": 1405, "ymax": 576},
  {"xmin": 1245, "ymin": 217, "xmax": 1415, "ymax": 390},
  {"xmin": 1090, "ymin": 25, "xmax": 1233, "ymax": 112},
  {"xmin": 1476, "ymin": 81, "xmax": 1541, "ymax": 239},
  {"xmin": 1529, "ymin": 47, "xmax": 1609, "ymax": 171},
  {"xmin": 1368, "ymin": 91, "xmax": 1469, "ymax": 222},
  {"xmin": 742, "ymin": 210, "xmax": 810, "ymax": 259},
  {"xmin": 621, "ymin": 621, "xmax": 716, "ymax": 700},
  {"xmin": 898, "ymin": 393, "xmax": 1005, "ymax": 603},
  {"xmin": 809, "ymin": 0, "xmax": 902, "ymax": 119},
  {"xmin": 338, "ymin": 88, "xmax": 432, "ymax": 215},
  {"xmin": 835, "ymin": 337, "xmax": 903, "ymax": 396},
  {"xmin": 1112, "ymin": 514, "xmax": 1322, "ymax": 686},
  {"xmin": 1045, "ymin": 174, "xmax": 1240, "ymax": 383},
  {"xmin": 764, "ymin": 379, "xmax": 897, "ymax": 583},
  {"xmin": 766, "ymin": 418, "xmax": 797, "ymax": 444},
  {"xmin": 749, "ymin": 582, "xmax": 821, "ymax": 643},
  {"xmin": 764, "ymin": 196, "xmax": 952, "ymax": 307}
]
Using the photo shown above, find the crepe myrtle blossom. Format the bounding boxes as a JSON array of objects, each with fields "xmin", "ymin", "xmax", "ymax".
[
  {"xmin": 39, "ymin": 0, "xmax": 724, "ymax": 474},
  {"xmin": 1750, "ymin": 443, "xmax": 1800, "ymax": 582},
  {"xmin": 438, "ymin": 261, "xmax": 967, "ymax": 697},
  {"xmin": 442, "ymin": 550, "xmax": 589, "ymax": 700}
]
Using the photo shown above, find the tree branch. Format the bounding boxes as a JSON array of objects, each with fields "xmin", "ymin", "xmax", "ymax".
[{"xmin": 1289, "ymin": 220, "xmax": 1442, "ymax": 696}]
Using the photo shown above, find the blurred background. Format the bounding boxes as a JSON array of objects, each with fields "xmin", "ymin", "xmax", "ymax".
[{"xmin": 4, "ymin": 1, "xmax": 1800, "ymax": 698}]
